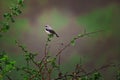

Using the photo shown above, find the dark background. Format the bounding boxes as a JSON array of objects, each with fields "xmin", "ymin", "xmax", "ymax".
[{"xmin": 0, "ymin": 0, "xmax": 120, "ymax": 79}]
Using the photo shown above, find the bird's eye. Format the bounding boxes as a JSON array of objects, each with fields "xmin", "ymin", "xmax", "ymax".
[{"xmin": 45, "ymin": 26, "xmax": 47, "ymax": 27}]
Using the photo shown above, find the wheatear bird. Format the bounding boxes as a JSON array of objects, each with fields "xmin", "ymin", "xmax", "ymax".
[{"xmin": 45, "ymin": 25, "xmax": 59, "ymax": 37}]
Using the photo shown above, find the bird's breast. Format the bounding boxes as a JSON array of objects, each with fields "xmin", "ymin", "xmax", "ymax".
[{"xmin": 45, "ymin": 29, "xmax": 51, "ymax": 34}]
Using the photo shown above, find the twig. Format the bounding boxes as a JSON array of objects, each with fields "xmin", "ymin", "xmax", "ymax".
[
  {"xmin": 44, "ymin": 37, "xmax": 50, "ymax": 56},
  {"xmin": 21, "ymin": 68, "xmax": 33, "ymax": 75},
  {"xmin": 29, "ymin": 36, "xmax": 52, "ymax": 80},
  {"xmin": 75, "ymin": 64, "xmax": 87, "ymax": 75},
  {"xmin": 54, "ymin": 63, "xmax": 115, "ymax": 80},
  {"xmin": 16, "ymin": 41, "xmax": 40, "ymax": 68},
  {"xmin": 56, "ymin": 30, "xmax": 104, "ymax": 57},
  {"xmin": 29, "ymin": 54, "xmax": 40, "ymax": 68},
  {"xmin": 79, "ymin": 63, "xmax": 113, "ymax": 77}
]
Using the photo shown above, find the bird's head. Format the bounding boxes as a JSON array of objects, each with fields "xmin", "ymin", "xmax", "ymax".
[
  {"xmin": 45, "ymin": 25, "xmax": 52, "ymax": 29},
  {"xmin": 45, "ymin": 25, "xmax": 49, "ymax": 28}
]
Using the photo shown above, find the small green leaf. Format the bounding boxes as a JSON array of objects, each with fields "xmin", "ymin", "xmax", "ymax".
[
  {"xmin": 93, "ymin": 72, "xmax": 101, "ymax": 80},
  {"xmin": 17, "ymin": 9, "xmax": 22, "ymax": 14},
  {"xmin": 1, "ymin": 23, "xmax": 10, "ymax": 32},
  {"xmin": 71, "ymin": 39, "xmax": 75, "ymax": 46},
  {"xmin": 18, "ymin": 0, "xmax": 24, "ymax": 6},
  {"xmin": 11, "ymin": 17, "xmax": 15, "ymax": 23},
  {"xmin": 3, "ymin": 13, "xmax": 9, "ymax": 18},
  {"xmin": 49, "ymin": 34, "xmax": 54, "ymax": 37},
  {"xmin": 78, "ymin": 34, "xmax": 84, "ymax": 38},
  {"xmin": 81, "ymin": 76, "xmax": 88, "ymax": 80},
  {"xmin": 78, "ymin": 34, "xmax": 82, "ymax": 37},
  {"xmin": 5, "ymin": 24, "xmax": 10, "ymax": 30},
  {"xmin": 0, "ymin": 55, "xmax": 8, "ymax": 61},
  {"xmin": 10, "ymin": 61, "xmax": 16, "ymax": 66},
  {"xmin": 3, "ymin": 13, "xmax": 12, "ymax": 20}
]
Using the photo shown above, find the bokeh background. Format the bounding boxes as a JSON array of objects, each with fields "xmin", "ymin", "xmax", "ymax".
[{"xmin": 0, "ymin": 0, "xmax": 120, "ymax": 79}]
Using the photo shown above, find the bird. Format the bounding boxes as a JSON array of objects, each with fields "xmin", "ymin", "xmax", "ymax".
[{"xmin": 45, "ymin": 25, "xmax": 59, "ymax": 37}]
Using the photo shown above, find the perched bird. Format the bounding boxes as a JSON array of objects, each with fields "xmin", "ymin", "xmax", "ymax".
[{"xmin": 45, "ymin": 25, "xmax": 59, "ymax": 37}]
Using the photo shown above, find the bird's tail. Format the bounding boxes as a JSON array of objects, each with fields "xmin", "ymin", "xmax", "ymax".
[{"xmin": 55, "ymin": 33, "xmax": 59, "ymax": 37}]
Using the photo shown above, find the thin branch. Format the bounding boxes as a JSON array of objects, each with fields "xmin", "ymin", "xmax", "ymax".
[
  {"xmin": 16, "ymin": 41, "xmax": 40, "ymax": 68},
  {"xmin": 79, "ymin": 64, "xmax": 112, "ymax": 77},
  {"xmin": 44, "ymin": 36, "xmax": 51, "ymax": 56},
  {"xmin": 29, "ymin": 54, "xmax": 40, "ymax": 68},
  {"xmin": 21, "ymin": 68, "xmax": 33, "ymax": 75},
  {"xmin": 75, "ymin": 64, "xmax": 87, "ymax": 75},
  {"xmin": 56, "ymin": 30, "xmax": 104, "ymax": 57},
  {"xmin": 54, "ymin": 63, "xmax": 115, "ymax": 80}
]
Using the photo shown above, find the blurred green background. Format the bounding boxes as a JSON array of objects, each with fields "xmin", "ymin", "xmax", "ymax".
[{"xmin": 0, "ymin": 0, "xmax": 120, "ymax": 79}]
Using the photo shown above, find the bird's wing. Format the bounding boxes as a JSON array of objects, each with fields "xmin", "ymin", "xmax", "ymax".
[
  {"xmin": 46, "ymin": 29, "xmax": 56, "ymax": 34},
  {"xmin": 46, "ymin": 28, "xmax": 59, "ymax": 37}
]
